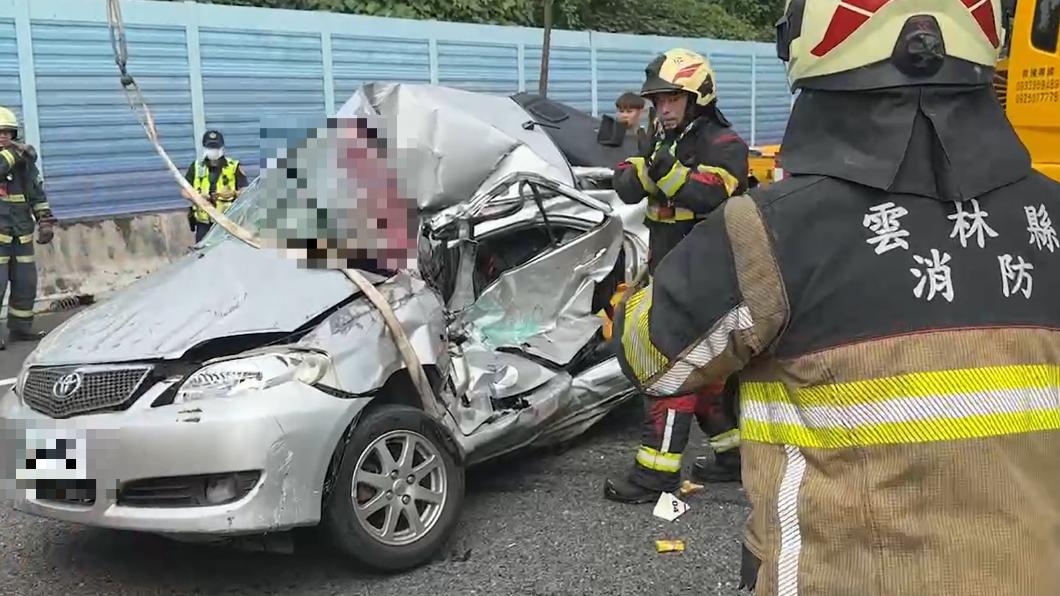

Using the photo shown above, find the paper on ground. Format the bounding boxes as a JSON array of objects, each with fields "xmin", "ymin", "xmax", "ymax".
[{"xmin": 653, "ymin": 491, "xmax": 690, "ymax": 522}]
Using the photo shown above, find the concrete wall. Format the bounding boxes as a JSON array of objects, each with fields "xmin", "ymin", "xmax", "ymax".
[{"xmin": 2, "ymin": 211, "xmax": 194, "ymax": 315}]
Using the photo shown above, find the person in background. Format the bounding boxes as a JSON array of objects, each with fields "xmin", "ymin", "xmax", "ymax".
[
  {"xmin": 0, "ymin": 106, "xmax": 55, "ymax": 349},
  {"xmin": 615, "ymin": 91, "xmax": 652, "ymax": 155},
  {"xmin": 185, "ymin": 129, "xmax": 247, "ymax": 243}
]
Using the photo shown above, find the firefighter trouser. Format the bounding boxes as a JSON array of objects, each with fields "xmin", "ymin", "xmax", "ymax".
[
  {"xmin": 632, "ymin": 218, "xmax": 739, "ymax": 491},
  {"xmin": 646, "ymin": 219, "xmax": 697, "ymax": 275},
  {"xmin": 630, "ymin": 376, "xmax": 741, "ymax": 492},
  {"xmin": 0, "ymin": 234, "xmax": 36, "ymax": 334}
]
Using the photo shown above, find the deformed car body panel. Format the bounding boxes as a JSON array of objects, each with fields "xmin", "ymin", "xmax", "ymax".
[
  {"xmin": 338, "ymin": 83, "xmax": 576, "ymax": 212},
  {"xmin": 24, "ymin": 240, "xmax": 381, "ymax": 367},
  {"xmin": 459, "ymin": 214, "xmax": 622, "ymax": 366},
  {"xmin": 0, "ymin": 381, "xmax": 370, "ymax": 534},
  {"xmin": 296, "ymin": 272, "xmax": 449, "ymax": 395}
]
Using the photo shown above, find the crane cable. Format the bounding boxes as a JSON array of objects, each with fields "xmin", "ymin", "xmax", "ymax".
[
  {"xmin": 106, "ymin": 0, "xmax": 259, "ymax": 248},
  {"xmin": 104, "ymin": 0, "xmax": 444, "ymax": 420}
]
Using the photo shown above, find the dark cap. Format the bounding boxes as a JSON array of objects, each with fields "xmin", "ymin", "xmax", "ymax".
[{"xmin": 202, "ymin": 130, "xmax": 225, "ymax": 148}]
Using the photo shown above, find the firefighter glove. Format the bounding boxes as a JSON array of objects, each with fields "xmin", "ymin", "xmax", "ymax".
[
  {"xmin": 36, "ymin": 211, "xmax": 55, "ymax": 245},
  {"xmin": 647, "ymin": 148, "xmax": 677, "ymax": 181},
  {"xmin": 17, "ymin": 143, "xmax": 37, "ymax": 164},
  {"xmin": 647, "ymin": 148, "xmax": 689, "ymax": 198}
]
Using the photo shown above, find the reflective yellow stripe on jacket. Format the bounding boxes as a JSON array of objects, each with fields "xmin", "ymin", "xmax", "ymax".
[
  {"xmin": 741, "ymin": 364, "xmax": 1060, "ymax": 449},
  {"xmin": 626, "ymin": 157, "xmax": 657, "ymax": 195},
  {"xmin": 698, "ymin": 165, "xmax": 740, "ymax": 197},
  {"xmin": 0, "ymin": 149, "xmax": 15, "ymax": 168}
]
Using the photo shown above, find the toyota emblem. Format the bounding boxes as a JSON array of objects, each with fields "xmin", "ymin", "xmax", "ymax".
[{"xmin": 52, "ymin": 373, "xmax": 83, "ymax": 400}]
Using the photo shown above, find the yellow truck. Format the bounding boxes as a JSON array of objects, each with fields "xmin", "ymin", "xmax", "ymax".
[
  {"xmin": 752, "ymin": 0, "xmax": 1060, "ymax": 188},
  {"xmin": 747, "ymin": 143, "xmax": 783, "ymax": 189},
  {"xmin": 996, "ymin": 0, "xmax": 1060, "ymax": 182}
]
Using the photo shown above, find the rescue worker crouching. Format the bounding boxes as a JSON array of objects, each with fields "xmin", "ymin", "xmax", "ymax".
[
  {"xmin": 185, "ymin": 129, "xmax": 247, "ymax": 243},
  {"xmin": 604, "ymin": 48, "xmax": 748, "ymax": 504},
  {"xmin": 0, "ymin": 106, "xmax": 55, "ymax": 349},
  {"xmin": 615, "ymin": 1, "xmax": 1060, "ymax": 593}
]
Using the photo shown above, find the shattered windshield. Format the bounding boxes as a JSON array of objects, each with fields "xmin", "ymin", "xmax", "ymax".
[
  {"xmin": 196, "ymin": 117, "xmax": 420, "ymax": 272},
  {"xmin": 197, "ymin": 174, "xmax": 267, "ymax": 249}
]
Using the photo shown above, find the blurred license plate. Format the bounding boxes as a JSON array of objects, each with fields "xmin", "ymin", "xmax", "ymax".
[{"xmin": 15, "ymin": 428, "xmax": 88, "ymax": 482}]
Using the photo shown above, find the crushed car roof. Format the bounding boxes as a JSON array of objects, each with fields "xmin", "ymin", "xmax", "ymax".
[{"xmin": 337, "ymin": 83, "xmax": 578, "ymax": 212}]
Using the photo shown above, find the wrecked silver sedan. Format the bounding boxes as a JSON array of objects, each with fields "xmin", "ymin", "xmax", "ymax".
[{"xmin": 0, "ymin": 83, "xmax": 648, "ymax": 572}]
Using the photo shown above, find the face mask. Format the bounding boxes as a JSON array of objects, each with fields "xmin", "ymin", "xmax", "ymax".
[{"xmin": 204, "ymin": 148, "xmax": 224, "ymax": 161}]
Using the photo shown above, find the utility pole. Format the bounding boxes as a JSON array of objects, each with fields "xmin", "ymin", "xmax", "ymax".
[{"xmin": 539, "ymin": 0, "xmax": 553, "ymax": 96}]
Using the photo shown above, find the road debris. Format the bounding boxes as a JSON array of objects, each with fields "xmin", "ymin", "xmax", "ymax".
[
  {"xmin": 652, "ymin": 491, "xmax": 690, "ymax": 522},
  {"xmin": 678, "ymin": 480, "xmax": 705, "ymax": 497},
  {"xmin": 655, "ymin": 539, "xmax": 686, "ymax": 553}
]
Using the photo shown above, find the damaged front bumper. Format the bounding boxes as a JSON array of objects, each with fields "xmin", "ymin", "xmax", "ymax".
[{"xmin": 0, "ymin": 382, "xmax": 369, "ymax": 536}]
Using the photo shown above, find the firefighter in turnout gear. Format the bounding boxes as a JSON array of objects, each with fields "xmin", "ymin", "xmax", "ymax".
[
  {"xmin": 615, "ymin": 1, "xmax": 1060, "ymax": 594},
  {"xmin": 185, "ymin": 129, "xmax": 247, "ymax": 243},
  {"xmin": 604, "ymin": 48, "xmax": 749, "ymax": 504},
  {"xmin": 0, "ymin": 106, "xmax": 54, "ymax": 350}
]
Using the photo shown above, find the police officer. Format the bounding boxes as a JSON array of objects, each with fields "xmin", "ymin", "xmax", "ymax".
[
  {"xmin": 604, "ymin": 48, "xmax": 748, "ymax": 504},
  {"xmin": 614, "ymin": 2, "xmax": 1060, "ymax": 593},
  {"xmin": 185, "ymin": 130, "xmax": 247, "ymax": 243},
  {"xmin": 0, "ymin": 107, "xmax": 54, "ymax": 349}
]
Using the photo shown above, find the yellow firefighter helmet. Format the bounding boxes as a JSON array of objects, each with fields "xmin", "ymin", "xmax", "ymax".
[
  {"xmin": 640, "ymin": 48, "xmax": 718, "ymax": 107},
  {"xmin": 0, "ymin": 106, "xmax": 18, "ymax": 138},
  {"xmin": 776, "ymin": 0, "xmax": 1004, "ymax": 92}
]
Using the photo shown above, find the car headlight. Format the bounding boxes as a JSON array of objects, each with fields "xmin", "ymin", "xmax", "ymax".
[{"xmin": 176, "ymin": 350, "xmax": 331, "ymax": 403}]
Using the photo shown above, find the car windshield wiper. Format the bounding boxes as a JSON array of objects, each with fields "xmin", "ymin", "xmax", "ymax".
[{"xmin": 522, "ymin": 119, "xmax": 560, "ymax": 131}]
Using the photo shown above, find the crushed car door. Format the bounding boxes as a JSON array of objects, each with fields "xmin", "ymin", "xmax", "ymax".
[{"xmin": 459, "ymin": 188, "xmax": 624, "ymax": 367}]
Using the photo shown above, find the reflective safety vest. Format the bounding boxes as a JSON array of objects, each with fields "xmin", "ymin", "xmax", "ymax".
[{"xmin": 191, "ymin": 159, "xmax": 240, "ymax": 224}]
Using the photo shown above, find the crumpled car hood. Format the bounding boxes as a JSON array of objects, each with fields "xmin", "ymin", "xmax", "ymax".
[{"xmin": 26, "ymin": 240, "xmax": 376, "ymax": 367}]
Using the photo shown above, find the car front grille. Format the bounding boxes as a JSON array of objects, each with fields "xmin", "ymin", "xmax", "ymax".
[
  {"xmin": 23, "ymin": 365, "xmax": 153, "ymax": 419},
  {"xmin": 32, "ymin": 479, "xmax": 96, "ymax": 506}
]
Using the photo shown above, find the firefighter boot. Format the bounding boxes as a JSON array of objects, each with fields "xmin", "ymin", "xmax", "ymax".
[
  {"xmin": 691, "ymin": 449, "xmax": 741, "ymax": 484},
  {"xmin": 603, "ymin": 476, "xmax": 668, "ymax": 505}
]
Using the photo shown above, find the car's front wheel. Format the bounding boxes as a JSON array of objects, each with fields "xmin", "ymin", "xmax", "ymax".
[{"xmin": 322, "ymin": 405, "xmax": 464, "ymax": 572}]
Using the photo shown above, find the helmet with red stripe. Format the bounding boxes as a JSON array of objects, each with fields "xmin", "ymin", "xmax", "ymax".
[
  {"xmin": 640, "ymin": 48, "xmax": 719, "ymax": 107},
  {"xmin": 776, "ymin": 0, "xmax": 1004, "ymax": 92}
]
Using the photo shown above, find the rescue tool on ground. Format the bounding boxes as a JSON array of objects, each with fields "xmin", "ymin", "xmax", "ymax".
[{"xmin": 613, "ymin": 0, "xmax": 1060, "ymax": 593}]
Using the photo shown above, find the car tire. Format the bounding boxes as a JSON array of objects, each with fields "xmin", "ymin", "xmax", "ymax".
[{"xmin": 322, "ymin": 404, "xmax": 464, "ymax": 573}]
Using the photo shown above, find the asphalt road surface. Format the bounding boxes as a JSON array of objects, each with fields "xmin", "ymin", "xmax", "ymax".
[{"xmin": 0, "ymin": 310, "xmax": 749, "ymax": 596}]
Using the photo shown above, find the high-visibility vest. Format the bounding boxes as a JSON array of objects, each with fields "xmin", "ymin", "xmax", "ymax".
[{"xmin": 191, "ymin": 158, "xmax": 239, "ymax": 224}]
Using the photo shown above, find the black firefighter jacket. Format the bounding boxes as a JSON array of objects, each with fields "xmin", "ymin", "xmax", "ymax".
[
  {"xmin": 613, "ymin": 111, "xmax": 748, "ymax": 269},
  {"xmin": 613, "ymin": 85, "xmax": 1060, "ymax": 595},
  {"xmin": 0, "ymin": 146, "xmax": 49, "ymax": 238}
]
